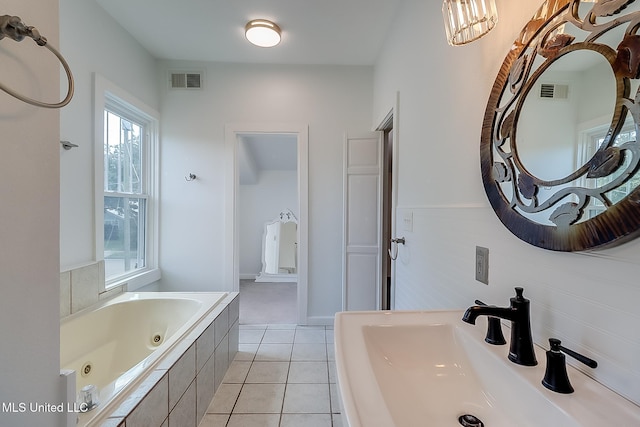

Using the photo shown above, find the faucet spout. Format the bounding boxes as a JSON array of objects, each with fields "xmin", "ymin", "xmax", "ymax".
[
  {"xmin": 462, "ymin": 287, "xmax": 537, "ymax": 366},
  {"xmin": 462, "ymin": 305, "xmax": 517, "ymax": 324}
]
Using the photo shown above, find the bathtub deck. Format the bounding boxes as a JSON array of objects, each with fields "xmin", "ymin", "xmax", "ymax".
[{"xmin": 86, "ymin": 292, "xmax": 239, "ymax": 427}]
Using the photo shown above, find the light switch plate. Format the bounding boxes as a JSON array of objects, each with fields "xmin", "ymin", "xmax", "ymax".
[
  {"xmin": 403, "ymin": 211, "xmax": 413, "ymax": 231},
  {"xmin": 475, "ymin": 246, "xmax": 489, "ymax": 285}
]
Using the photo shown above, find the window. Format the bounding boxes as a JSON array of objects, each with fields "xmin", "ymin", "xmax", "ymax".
[
  {"xmin": 104, "ymin": 109, "xmax": 147, "ymax": 278},
  {"xmin": 579, "ymin": 119, "xmax": 639, "ymax": 219},
  {"xmin": 95, "ymin": 75, "xmax": 159, "ymax": 288}
]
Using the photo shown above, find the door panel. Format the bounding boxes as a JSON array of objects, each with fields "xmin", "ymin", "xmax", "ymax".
[
  {"xmin": 347, "ymin": 175, "xmax": 379, "ymax": 246},
  {"xmin": 342, "ymin": 132, "xmax": 383, "ymax": 311}
]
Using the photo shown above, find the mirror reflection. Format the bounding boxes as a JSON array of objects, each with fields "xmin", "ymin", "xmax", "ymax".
[
  {"xmin": 481, "ymin": 0, "xmax": 640, "ymax": 250},
  {"xmin": 256, "ymin": 209, "xmax": 298, "ymax": 282}
]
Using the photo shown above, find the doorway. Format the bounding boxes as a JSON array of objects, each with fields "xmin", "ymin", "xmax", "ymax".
[
  {"xmin": 377, "ymin": 98, "xmax": 398, "ymax": 311},
  {"xmin": 238, "ymin": 134, "xmax": 297, "ymax": 324},
  {"xmin": 224, "ymin": 123, "xmax": 309, "ymax": 324},
  {"xmin": 380, "ymin": 122, "xmax": 394, "ymax": 310}
]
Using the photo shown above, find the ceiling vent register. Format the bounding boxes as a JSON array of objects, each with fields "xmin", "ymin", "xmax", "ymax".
[
  {"xmin": 170, "ymin": 72, "xmax": 202, "ymax": 89},
  {"xmin": 539, "ymin": 83, "xmax": 568, "ymax": 99}
]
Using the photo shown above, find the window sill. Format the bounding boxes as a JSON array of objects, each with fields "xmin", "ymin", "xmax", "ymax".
[{"xmin": 105, "ymin": 268, "xmax": 161, "ymax": 292}]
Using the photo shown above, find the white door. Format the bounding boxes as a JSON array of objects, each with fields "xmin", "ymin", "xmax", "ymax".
[{"xmin": 342, "ymin": 131, "xmax": 383, "ymax": 311}]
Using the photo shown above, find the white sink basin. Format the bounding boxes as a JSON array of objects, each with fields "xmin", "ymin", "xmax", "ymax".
[{"xmin": 334, "ymin": 310, "xmax": 640, "ymax": 427}]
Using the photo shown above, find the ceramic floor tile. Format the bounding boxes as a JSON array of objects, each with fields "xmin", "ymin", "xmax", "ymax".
[
  {"xmin": 245, "ymin": 361, "xmax": 290, "ymax": 383},
  {"xmin": 267, "ymin": 324, "xmax": 297, "ymax": 330},
  {"xmin": 198, "ymin": 414, "xmax": 229, "ymax": 427},
  {"xmin": 205, "ymin": 324, "xmax": 337, "ymax": 427},
  {"xmin": 282, "ymin": 383, "xmax": 330, "ymax": 414},
  {"xmin": 328, "ymin": 362, "xmax": 337, "ymax": 384},
  {"xmin": 222, "ymin": 360, "xmax": 252, "ymax": 384},
  {"xmin": 280, "ymin": 413, "xmax": 332, "ymax": 427},
  {"xmin": 233, "ymin": 383, "xmax": 286, "ymax": 414},
  {"xmin": 329, "ymin": 383, "xmax": 342, "ymax": 414},
  {"xmin": 287, "ymin": 362, "xmax": 328, "ymax": 384},
  {"xmin": 262, "ymin": 329, "xmax": 295, "ymax": 344},
  {"xmin": 325, "ymin": 330, "xmax": 334, "ymax": 344},
  {"xmin": 239, "ymin": 329, "xmax": 266, "ymax": 344},
  {"xmin": 226, "ymin": 414, "xmax": 280, "ymax": 427},
  {"xmin": 294, "ymin": 329, "xmax": 327, "ymax": 343},
  {"xmin": 291, "ymin": 343, "xmax": 327, "ymax": 361},
  {"xmin": 207, "ymin": 383, "xmax": 241, "ymax": 414},
  {"xmin": 255, "ymin": 343, "xmax": 293, "ymax": 361},
  {"xmin": 235, "ymin": 343, "xmax": 259, "ymax": 361},
  {"xmin": 327, "ymin": 343, "xmax": 335, "ymax": 361}
]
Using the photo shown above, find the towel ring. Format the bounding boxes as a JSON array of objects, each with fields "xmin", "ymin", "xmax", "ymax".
[
  {"xmin": 0, "ymin": 15, "xmax": 74, "ymax": 109},
  {"xmin": 388, "ymin": 237, "xmax": 405, "ymax": 261}
]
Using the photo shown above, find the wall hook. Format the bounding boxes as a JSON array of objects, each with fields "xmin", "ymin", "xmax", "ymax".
[
  {"xmin": 60, "ymin": 140, "xmax": 78, "ymax": 150},
  {"xmin": 185, "ymin": 173, "xmax": 197, "ymax": 181}
]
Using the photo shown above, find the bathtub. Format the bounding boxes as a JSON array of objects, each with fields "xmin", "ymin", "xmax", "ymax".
[{"xmin": 60, "ymin": 291, "xmax": 235, "ymax": 426}]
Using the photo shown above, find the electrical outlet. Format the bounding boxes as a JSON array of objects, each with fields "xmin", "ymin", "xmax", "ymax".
[{"xmin": 475, "ymin": 246, "xmax": 489, "ymax": 285}]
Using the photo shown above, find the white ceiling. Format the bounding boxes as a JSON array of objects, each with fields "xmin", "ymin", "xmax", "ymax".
[
  {"xmin": 94, "ymin": 0, "xmax": 402, "ymax": 173},
  {"xmin": 238, "ymin": 134, "xmax": 298, "ymax": 184},
  {"xmin": 94, "ymin": 0, "xmax": 403, "ymax": 65}
]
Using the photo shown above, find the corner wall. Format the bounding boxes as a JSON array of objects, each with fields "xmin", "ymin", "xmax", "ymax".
[
  {"xmin": 373, "ymin": 0, "xmax": 640, "ymax": 405},
  {"xmin": 59, "ymin": 0, "xmax": 159, "ymax": 270},
  {"xmin": 0, "ymin": 2, "xmax": 63, "ymax": 425}
]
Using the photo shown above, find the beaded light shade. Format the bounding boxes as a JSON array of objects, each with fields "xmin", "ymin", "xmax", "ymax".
[{"xmin": 442, "ymin": 0, "xmax": 498, "ymax": 46}]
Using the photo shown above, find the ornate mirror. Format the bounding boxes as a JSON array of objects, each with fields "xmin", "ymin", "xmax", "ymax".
[
  {"xmin": 482, "ymin": 0, "xmax": 640, "ymax": 250},
  {"xmin": 255, "ymin": 209, "xmax": 298, "ymax": 282}
]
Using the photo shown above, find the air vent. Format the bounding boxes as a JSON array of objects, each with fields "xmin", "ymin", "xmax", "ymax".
[
  {"xmin": 170, "ymin": 72, "xmax": 202, "ymax": 89},
  {"xmin": 539, "ymin": 83, "xmax": 568, "ymax": 99}
]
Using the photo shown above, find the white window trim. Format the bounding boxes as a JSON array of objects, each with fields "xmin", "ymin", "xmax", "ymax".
[
  {"xmin": 577, "ymin": 114, "xmax": 636, "ymax": 219},
  {"xmin": 94, "ymin": 73, "xmax": 160, "ymax": 291}
]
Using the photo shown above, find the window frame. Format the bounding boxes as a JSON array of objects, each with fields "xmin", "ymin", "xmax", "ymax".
[
  {"xmin": 94, "ymin": 74, "xmax": 160, "ymax": 291},
  {"xmin": 577, "ymin": 115, "xmax": 637, "ymax": 219}
]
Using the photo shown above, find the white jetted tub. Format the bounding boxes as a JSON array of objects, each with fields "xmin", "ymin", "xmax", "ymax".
[{"xmin": 60, "ymin": 292, "xmax": 231, "ymax": 426}]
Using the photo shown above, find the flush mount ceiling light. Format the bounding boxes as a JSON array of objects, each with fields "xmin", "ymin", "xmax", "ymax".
[
  {"xmin": 442, "ymin": 0, "xmax": 498, "ymax": 46},
  {"xmin": 245, "ymin": 19, "xmax": 282, "ymax": 48}
]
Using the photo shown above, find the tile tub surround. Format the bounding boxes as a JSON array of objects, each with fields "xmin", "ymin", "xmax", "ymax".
[
  {"xmin": 60, "ymin": 261, "xmax": 128, "ymax": 318},
  {"xmin": 199, "ymin": 324, "xmax": 342, "ymax": 427},
  {"xmin": 94, "ymin": 293, "xmax": 239, "ymax": 427}
]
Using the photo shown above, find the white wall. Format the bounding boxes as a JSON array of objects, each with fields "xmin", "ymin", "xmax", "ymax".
[
  {"xmin": 239, "ymin": 170, "xmax": 298, "ymax": 277},
  {"xmin": 0, "ymin": 2, "xmax": 64, "ymax": 426},
  {"xmin": 374, "ymin": 0, "xmax": 640, "ymax": 405},
  {"xmin": 157, "ymin": 61, "xmax": 373, "ymax": 321},
  {"xmin": 59, "ymin": 0, "xmax": 159, "ymax": 270}
]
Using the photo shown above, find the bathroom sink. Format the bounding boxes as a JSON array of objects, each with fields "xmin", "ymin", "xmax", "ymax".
[{"xmin": 334, "ymin": 310, "xmax": 640, "ymax": 427}]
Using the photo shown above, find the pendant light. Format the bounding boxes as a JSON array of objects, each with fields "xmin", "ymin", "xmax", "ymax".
[{"xmin": 442, "ymin": 0, "xmax": 498, "ymax": 46}]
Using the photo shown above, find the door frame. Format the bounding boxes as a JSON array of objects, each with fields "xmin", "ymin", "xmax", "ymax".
[
  {"xmin": 375, "ymin": 92, "xmax": 400, "ymax": 309},
  {"xmin": 224, "ymin": 123, "xmax": 309, "ymax": 324}
]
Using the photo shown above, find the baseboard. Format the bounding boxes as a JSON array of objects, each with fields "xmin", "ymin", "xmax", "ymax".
[
  {"xmin": 239, "ymin": 273, "xmax": 258, "ymax": 280},
  {"xmin": 303, "ymin": 316, "xmax": 335, "ymax": 326}
]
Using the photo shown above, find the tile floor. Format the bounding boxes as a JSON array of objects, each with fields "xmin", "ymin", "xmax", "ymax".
[{"xmin": 199, "ymin": 324, "xmax": 343, "ymax": 427}]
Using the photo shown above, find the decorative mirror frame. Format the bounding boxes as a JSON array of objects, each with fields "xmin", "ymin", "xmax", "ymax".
[{"xmin": 481, "ymin": 0, "xmax": 640, "ymax": 251}]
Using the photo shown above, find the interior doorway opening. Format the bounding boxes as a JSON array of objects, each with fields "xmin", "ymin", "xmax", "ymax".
[
  {"xmin": 225, "ymin": 123, "xmax": 309, "ymax": 324},
  {"xmin": 379, "ymin": 117, "xmax": 394, "ymax": 310},
  {"xmin": 237, "ymin": 134, "xmax": 298, "ymax": 324}
]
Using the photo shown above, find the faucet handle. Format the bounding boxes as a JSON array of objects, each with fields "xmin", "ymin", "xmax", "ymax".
[
  {"xmin": 475, "ymin": 300, "xmax": 506, "ymax": 345},
  {"xmin": 542, "ymin": 338, "xmax": 598, "ymax": 394}
]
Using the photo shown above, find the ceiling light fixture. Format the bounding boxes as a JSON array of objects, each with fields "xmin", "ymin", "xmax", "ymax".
[
  {"xmin": 245, "ymin": 19, "xmax": 282, "ymax": 48},
  {"xmin": 442, "ymin": 0, "xmax": 498, "ymax": 46}
]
